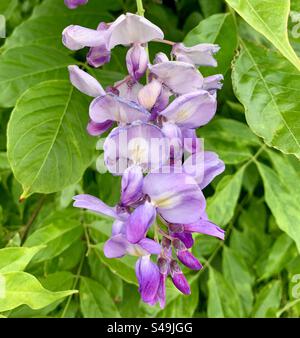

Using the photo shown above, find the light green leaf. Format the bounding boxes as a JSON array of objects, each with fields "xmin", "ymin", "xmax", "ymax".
[
  {"xmin": 184, "ymin": 13, "xmax": 238, "ymax": 75},
  {"xmin": 0, "ymin": 246, "xmax": 44, "ymax": 273},
  {"xmin": 207, "ymin": 268, "xmax": 244, "ymax": 318},
  {"xmin": 0, "ymin": 271, "xmax": 76, "ymax": 312},
  {"xmin": 252, "ymin": 280, "xmax": 282, "ymax": 318},
  {"xmin": 257, "ymin": 162, "xmax": 300, "ymax": 252},
  {"xmin": 223, "ymin": 246, "xmax": 254, "ymax": 315},
  {"xmin": 80, "ymin": 277, "xmax": 121, "ymax": 318},
  {"xmin": 232, "ymin": 41, "xmax": 300, "ymax": 158},
  {"xmin": 7, "ymin": 80, "xmax": 95, "ymax": 198},
  {"xmin": 259, "ymin": 234, "xmax": 297, "ymax": 281},
  {"xmin": 198, "ymin": 0, "xmax": 223, "ymax": 18},
  {"xmin": 226, "ymin": 0, "xmax": 300, "ymax": 70},
  {"xmin": 0, "ymin": 46, "xmax": 73, "ymax": 108},
  {"xmin": 24, "ymin": 210, "xmax": 83, "ymax": 263},
  {"xmin": 200, "ymin": 118, "xmax": 260, "ymax": 164},
  {"xmin": 157, "ymin": 277, "xmax": 199, "ymax": 318},
  {"xmin": 92, "ymin": 245, "xmax": 137, "ymax": 286},
  {"xmin": 207, "ymin": 166, "xmax": 245, "ymax": 226},
  {"xmin": 0, "ymin": 0, "xmax": 18, "ymax": 20}
]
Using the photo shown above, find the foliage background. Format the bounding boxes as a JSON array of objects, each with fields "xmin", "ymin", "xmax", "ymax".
[{"xmin": 0, "ymin": 0, "xmax": 300, "ymax": 318}]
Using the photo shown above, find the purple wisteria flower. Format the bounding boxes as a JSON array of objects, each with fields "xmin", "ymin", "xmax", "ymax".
[{"xmin": 64, "ymin": 8, "xmax": 225, "ymax": 308}]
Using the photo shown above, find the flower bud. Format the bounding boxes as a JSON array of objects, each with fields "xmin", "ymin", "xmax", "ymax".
[
  {"xmin": 169, "ymin": 223, "xmax": 184, "ymax": 233},
  {"xmin": 170, "ymin": 260, "xmax": 191, "ymax": 295},
  {"xmin": 157, "ymin": 257, "xmax": 169, "ymax": 275},
  {"xmin": 172, "ymin": 238, "xmax": 185, "ymax": 251},
  {"xmin": 126, "ymin": 44, "xmax": 148, "ymax": 81},
  {"xmin": 177, "ymin": 250, "xmax": 202, "ymax": 270},
  {"xmin": 64, "ymin": 0, "xmax": 88, "ymax": 9}
]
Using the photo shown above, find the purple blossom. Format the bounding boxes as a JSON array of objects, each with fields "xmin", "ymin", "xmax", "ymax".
[{"xmin": 66, "ymin": 9, "xmax": 226, "ymax": 309}]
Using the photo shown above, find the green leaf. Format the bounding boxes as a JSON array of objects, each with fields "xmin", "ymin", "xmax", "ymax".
[
  {"xmin": 0, "ymin": 0, "xmax": 18, "ymax": 20},
  {"xmin": 24, "ymin": 210, "xmax": 83, "ymax": 263},
  {"xmin": 200, "ymin": 118, "xmax": 260, "ymax": 164},
  {"xmin": 92, "ymin": 245, "xmax": 137, "ymax": 286},
  {"xmin": 198, "ymin": 0, "xmax": 223, "ymax": 18},
  {"xmin": 184, "ymin": 13, "xmax": 238, "ymax": 75},
  {"xmin": 232, "ymin": 41, "xmax": 300, "ymax": 158},
  {"xmin": 252, "ymin": 280, "xmax": 282, "ymax": 318},
  {"xmin": 80, "ymin": 277, "xmax": 121, "ymax": 318},
  {"xmin": 223, "ymin": 246, "xmax": 254, "ymax": 315},
  {"xmin": 0, "ymin": 46, "xmax": 73, "ymax": 108},
  {"xmin": 0, "ymin": 271, "xmax": 76, "ymax": 312},
  {"xmin": 226, "ymin": 0, "xmax": 300, "ymax": 71},
  {"xmin": 257, "ymin": 162, "xmax": 300, "ymax": 252},
  {"xmin": 207, "ymin": 166, "xmax": 245, "ymax": 226},
  {"xmin": 0, "ymin": 246, "xmax": 44, "ymax": 273},
  {"xmin": 207, "ymin": 268, "xmax": 244, "ymax": 317},
  {"xmin": 3, "ymin": 7, "xmax": 112, "ymax": 50},
  {"xmin": 88, "ymin": 250, "xmax": 123, "ymax": 303},
  {"xmin": 259, "ymin": 234, "xmax": 297, "ymax": 280},
  {"xmin": 7, "ymin": 80, "xmax": 95, "ymax": 198},
  {"xmin": 157, "ymin": 277, "xmax": 199, "ymax": 318}
]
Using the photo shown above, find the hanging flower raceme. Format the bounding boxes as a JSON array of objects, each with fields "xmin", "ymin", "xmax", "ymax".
[{"xmin": 63, "ymin": 7, "xmax": 225, "ymax": 308}]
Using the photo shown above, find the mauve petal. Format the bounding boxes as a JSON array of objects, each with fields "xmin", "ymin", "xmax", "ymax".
[
  {"xmin": 135, "ymin": 256, "xmax": 160, "ymax": 304},
  {"xmin": 73, "ymin": 194, "xmax": 118, "ymax": 219},
  {"xmin": 138, "ymin": 238, "xmax": 161, "ymax": 255},
  {"xmin": 87, "ymin": 119, "xmax": 113, "ymax": 136},
  {"xmin": 103, "ymin": 234, "xmax": 128, "ymax": 258},
  {"xmin": 181, "ymin": 128, "xmax": 202, "ymax": 154},
  {"xmin": 108, "ymin": 13, "xmax": 164, "ymax": 49},
  {"xmin": 121, "ymin": 165, "xmax": 143, "ymax": 206},
  {"xmin": 62, "ymin": 25, "xmax": 106, "ymax": 51},
  {"xmin": 172, "ymin": 232, "xmax": 194, "ymax": 249},
  {"xmin": 126, "ymin": 201, "xmax": 156, "ymax": 243},
  {"xmin": 68, "ymin": 65, "xmax": 105, "ymax": 97},
  {"xmin": 153, "ymin": 52, "xmax": 169, "ymax": 64},
  {"xmin": 64, "ymin": 0, "xmax": 88, "ymax": 9},
  {"xmin": 149, "ymin": 61, "xmax": 203, "ymax": 94},
  {"xmin": 126, "ymin": 44, "xmax": 148, "ymax": 81},
  {"xmin": 143, "ymin": 173, "xmax": 205, "ymax": 224},
  {"xmin": 184, "ymin": 151, "xmax": 225, "ymax": 189},
  {"xmin": 112, "ymin": 219, "xmax": 126, "ymax": 236},
  {"xmin": 160, "ymin": 90, "xmax": 217, "ymax": 128},
  {"xmin": 89, "ymin": 93, "xmax": 149, "ymax": 124},
  {"xmin": 161, "ymin": 122, "xmax": 183, "ymax": 161},
  {"xmin": 115, "ymin": 79, "xmax": 143, "ymax": 102},
  {"xmin": 203, "ymin": 74, "xmax": 224, "ymax": 91},
  {"xmin": 104, "ymin": 122, "xmax": 169, "ymax": 174},
  {"xmin": 177, "ymin": 250, "xmax": 202, "ymax": 270},
  {"xmin": 184, "ymin": 219, "xmax": 225, "ymax": 240},
  {"xmin": 172, "ymin": 43, "xmax": 220, "ymax": 67},
  {"xmin": 87, "ymin": 23, "xmax": 111, "ymax": 68},
  {"xmin": 138, "ymin": 79, "xmax": 162, "ymax": 111}
]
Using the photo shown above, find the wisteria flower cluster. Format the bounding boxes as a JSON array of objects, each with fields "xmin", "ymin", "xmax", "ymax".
[{"xmin": 62, "ymin": 7, "xmax": 225, "ymax": 308}]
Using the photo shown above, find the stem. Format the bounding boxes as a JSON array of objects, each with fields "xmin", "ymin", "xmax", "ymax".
[
  {"xmin": 154, "ymin": 39, "xmax": 175, "ymax": 46},
  {"xmin": 136, "ymin": 0, "xmax": 145, "ymax": 16}
]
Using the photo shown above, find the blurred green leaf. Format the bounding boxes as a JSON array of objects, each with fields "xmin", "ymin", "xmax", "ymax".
[
  {"xmin": 80, "ymin": 277, "xmax": 121, "ymax": 318},
  {"xmin": 0, "ymin": 271, "xmax": 76, "ymax": 312},
  {"xmin": 0, "ymin": 246, "xmax": 44, "ymax": 272},
  {"xmin": 207, "ymin": 268, "xmax": 244, "ymax": 317},
  {"xmin": 252, "ymin": 280, "xmax": 282, "ymax": 317},
  {"xmin": 257, "ymin": 162, "xmax": 300, "ymax": 252},
  {"xmin": 198, "ymin": 0, "xmax": 224, "ymax": 18},
  {"xmin": 207, "ymin": 166, "xmax": 245, "ymax": 226}
]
